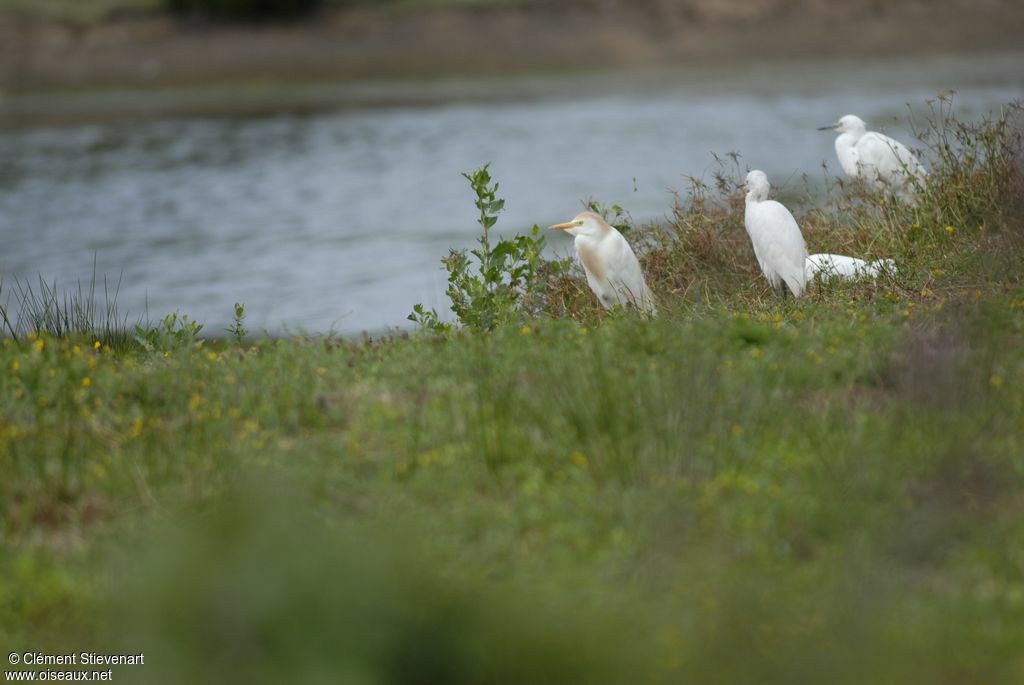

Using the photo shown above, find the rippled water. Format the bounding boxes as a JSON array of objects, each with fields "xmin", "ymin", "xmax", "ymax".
[{"xmin": 1, "ymin": 53, "xmax": 1021, "ymax": 334}]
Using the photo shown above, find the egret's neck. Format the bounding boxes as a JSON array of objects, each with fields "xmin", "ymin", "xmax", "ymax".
[
  {"xmin": 574, "ymin": 225, "xmax": 613, "ymax": 243},
  {"xmin": 573, "ymin": 235, "xmax": 606, "ymax": 282},
  {"xmin": 746, "ymin": 189, "xmax": 768, "ymax": 204},
  {"xmin": 837, "ymin": 130, "xmax": 863, "ymax": 146}
]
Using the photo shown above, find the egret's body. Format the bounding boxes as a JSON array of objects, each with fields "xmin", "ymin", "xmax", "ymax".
[
  {"xmin": 821, "ymin": 115, "xmax": 927, "ymax": 203},
  {"xmin": 550, "ymin": 211, "xmax": 656, "ymax": 314},
  {"xmin": 743, "ymin": 170, "xmax": 808, "ymax": 299},
  {"xmin": 805, "ymin": 253, "xmax": 895, "ymax": 282}
]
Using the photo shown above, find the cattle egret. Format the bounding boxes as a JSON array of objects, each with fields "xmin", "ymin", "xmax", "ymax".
[
  {"xmin": 806, "ymin": 253, "xmax": 895, "ymax": 282},
  {"xmin": 819, "ymin": 114, "xmax": 927, "ymax": 204},
  {"xmin": 743, "ymin": 170, "xmax": 808, "ymax": 299},
  {"xmin": 549, "ymin": 211, "xmax": 656, "ymax": 314}
]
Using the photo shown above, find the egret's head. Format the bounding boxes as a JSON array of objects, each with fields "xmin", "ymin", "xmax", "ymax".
[
  {"xmin": 819, "ymin": 114, "xmax": 867, "ymax": 135},
  {"xmin": 549, "ymin": 211, "xmax": 611, "ymax": 238},
  {"xmin": 743, "ymin": 170, "xmax": 770, "ymax": 202}
]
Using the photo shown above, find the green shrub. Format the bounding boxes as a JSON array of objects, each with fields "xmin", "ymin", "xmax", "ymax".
[
  {"xmin": 134, "ymin": 311, "xmax": 204, "ymax": 352},
  {"xmin": 410, "ymin": 164, "xmax": 558, "ymax": 332}
]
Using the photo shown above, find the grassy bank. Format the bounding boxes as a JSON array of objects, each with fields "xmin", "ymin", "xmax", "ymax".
[{"xmin": 2, "ymin": 101, "xmax": 1024, "ymax": 683}]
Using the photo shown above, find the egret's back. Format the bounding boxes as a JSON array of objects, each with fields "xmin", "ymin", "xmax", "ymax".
[
  {"xmin": 745, "ymin": 200, "xmax": 808, "ymax": 298},
  {"xmin": 857, "ymin": 132, "xmax": 927, "ymax": 201},
  {"xmin": 806, "ymin": 253, "xmax": 896, "ymax": 281}
]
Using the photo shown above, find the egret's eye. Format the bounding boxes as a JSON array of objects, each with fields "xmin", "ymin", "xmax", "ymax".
[{"xmin": 575, "ymin": 220, "xmax": 585, "ymax": 227}]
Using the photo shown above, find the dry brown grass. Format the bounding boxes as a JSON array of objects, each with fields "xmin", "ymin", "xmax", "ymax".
[{"xmin": 537, "ymin": 98, "xmax": 1024, "ymax": 323}]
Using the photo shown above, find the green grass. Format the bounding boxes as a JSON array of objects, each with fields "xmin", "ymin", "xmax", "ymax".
[{"xmin": 2, "ymin": 100, "xmax": 1024, "ymax": 683}]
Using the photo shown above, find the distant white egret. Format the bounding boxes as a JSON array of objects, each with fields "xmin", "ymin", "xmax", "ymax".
[
  {"xmin": 743, "ymin": 170, "xmax": 808, "ymax": 299},
  {"xmin": 819, "ymin": 114, "xmax": 927, "ymax": 204},
  {"xmin": 805, "ymin": 253, "xmax": 895, "ymax": 282},
  {"xmin": 549, "ymin": 211, "xmax": 657, "ymax": 314}
]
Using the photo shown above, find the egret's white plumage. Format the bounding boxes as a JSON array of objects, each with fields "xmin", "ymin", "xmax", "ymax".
[
  {"xmin": 805, "ymin": 253, "xmax": 895, "ymax": 282},
  {"xmin": 549, "ymin": 211, "xmax": 656, "ymax": 314},
  {"xmin": 743, "ymin": 170, "xmax": 808, "ymax": 299},
  {"xmin": 820, "ymin": 114, "xmax": 927, "ymax": 204}
]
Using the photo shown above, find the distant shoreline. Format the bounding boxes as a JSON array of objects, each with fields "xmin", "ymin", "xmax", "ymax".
[
  {"xmin": 2, "ymin": 50, "xmax": 1022, "ymax": 130},
  {"xmin": 2, "ymin": 3, "xmax": 1023, "ymax": 93}
]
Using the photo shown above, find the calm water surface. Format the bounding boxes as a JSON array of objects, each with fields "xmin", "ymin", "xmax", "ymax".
[{"xmin": 1, "ymin": 53, "xmax": 1021, "ymax": 333}]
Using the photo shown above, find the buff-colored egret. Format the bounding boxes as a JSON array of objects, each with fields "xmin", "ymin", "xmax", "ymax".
[
  {"xmin": 819, "ymin": 114, "xmax": 927, "ymax": 204},
  {"xmin": 743, "ymin": 170, "xmax": 808, "ymax": 299},
  {"xmin": 549, "ymin": 211, "xmax": 656, "ymax": 314},
  {"xmin": 806, "ymin": 253, "xmax": 895, "ymax": 282}
]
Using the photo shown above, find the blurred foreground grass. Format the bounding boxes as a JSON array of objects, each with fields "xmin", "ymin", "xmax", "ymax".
[{"xmin": 2, "ymin": 101, "xmax": 1024, "ymax": 682}]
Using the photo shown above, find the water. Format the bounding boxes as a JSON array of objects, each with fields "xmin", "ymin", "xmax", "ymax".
[{"xmin": 1, "ymin": 52, "xmax": 1021, "ymax": 334}]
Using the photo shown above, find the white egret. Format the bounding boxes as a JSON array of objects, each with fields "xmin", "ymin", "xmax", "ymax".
[
  {"xmin": 743, "ymin": 170, "xmax": 808, "ymax": 299},
  {"xmin": 805, "ymin": 253, "xmax": 895, "ymax": 282},
  {"xmin": 819, "ymin": 114, "xmax": 927, "ymax": 203},
  {"xmin": 549, "ymin": 211, "xmax": 657, "ymax": 315}
]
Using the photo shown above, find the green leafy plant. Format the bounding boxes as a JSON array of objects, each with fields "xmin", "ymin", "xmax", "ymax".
[
  {"xmin": 410, "ymin": 164, "xmax": 549, "ymax": 332},
  {"xmin": 228, "ymin": 302, "xmax": 248, "ymax": 345},
  {"xmin": 134, "ymin": 311, "xmax": 204, "ymax": 352},
  {"xmin": 407, "ymin": 303, "xmax": 450, "ymax": 333}
]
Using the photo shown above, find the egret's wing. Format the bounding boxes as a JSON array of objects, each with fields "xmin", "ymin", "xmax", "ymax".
[
  {"xmin": 744, "ymin": 210, "xmax": 773, "ymax": 280},
  {"xmin": 835, "ymin": 137, "xmax": 860, "ymax": 177},
  {"xmin": 748, "ymin": 202, "xmax": 808, "ymax": 296},
  {"xmin": 859, "ymin": 132, "xmax": 927, "ymax": 186},
  {"xmin": 806, "ymin": 253, "xmax": 870, "ymax": 280},
  {"xmin": 806, "ymin": 253, "xmax": 837, "ymax": 280},
  {"xmin": 805, "ymin": 255, "xmax": 821, "ymax": 282},
  {"xmin": 605, "ymin": 233, "xmax": 656, "ymax": 313}
]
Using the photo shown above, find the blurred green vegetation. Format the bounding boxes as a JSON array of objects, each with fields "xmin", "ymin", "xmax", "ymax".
[
  {"xmin": 0, "ymin": 0, "xmax": 162, "ymax": 21},
  {"xmin": 2, "ymin": 102, "xmax": 1023, "ymax": 682}
]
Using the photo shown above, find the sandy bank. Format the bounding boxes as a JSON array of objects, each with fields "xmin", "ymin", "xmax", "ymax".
[{"xmin": 1, "ymin": 2, "xmax": 1023, "ymax": 93}]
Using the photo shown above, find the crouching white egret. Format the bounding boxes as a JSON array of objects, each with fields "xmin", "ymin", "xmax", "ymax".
[
  {"xmin": 549, "ymin": 211, "xmax": 657, "ymax": 315},
  {"xmin": 743, "ymin": 170, "xmax": 808, "ymax": 299},
  {"xmin": 806, "ymin": 253, "xmax": 896, "ymax": 282},
  {"xmin": 819, "ymin": 114, "xmax": 927, "ymax": 204}
]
